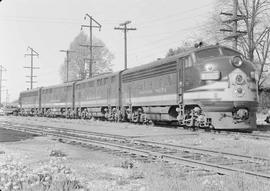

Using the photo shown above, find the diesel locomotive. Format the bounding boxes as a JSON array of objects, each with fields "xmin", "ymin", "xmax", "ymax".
[{"xmin": 19, "ymin": 45, "xmax": 258, "ymax": 130}]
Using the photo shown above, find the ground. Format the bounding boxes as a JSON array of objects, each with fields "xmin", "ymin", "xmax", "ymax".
[{"xmin": 0, "ymin": 116, "xmax": 270, "ymax": 191}]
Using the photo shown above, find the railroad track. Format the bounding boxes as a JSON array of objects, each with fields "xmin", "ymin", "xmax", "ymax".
[
  {"xmin": 0, "ymin": 120, "xmax": 270, "ymax": 180},
  {"xmin": 5, "ymin": 116, "xmax": 270, "ymax": 141}
]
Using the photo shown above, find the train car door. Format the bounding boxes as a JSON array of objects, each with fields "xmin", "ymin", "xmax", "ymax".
[{"xmin": 177, "ymin": 58, "xmax": 185, "ymax": 105}]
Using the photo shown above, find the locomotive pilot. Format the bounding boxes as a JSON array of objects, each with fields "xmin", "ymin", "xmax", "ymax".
[{"xmin": 265, "ymin": 110, "xmax": 270, "ymax": 123}]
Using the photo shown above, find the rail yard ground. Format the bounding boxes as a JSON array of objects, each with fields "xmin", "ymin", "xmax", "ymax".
[{"xmin": 0, "ymin": 116, "xmax": 270, "ymax": 191}]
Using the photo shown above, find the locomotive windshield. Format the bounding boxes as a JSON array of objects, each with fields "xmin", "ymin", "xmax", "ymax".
[
  {"xmin": 222, "ymin": 47, "xmax": 241, "ymax": 56},
  {"xmin": 195, "ymin": 48, "xmax": 220, "ymax": 60}
]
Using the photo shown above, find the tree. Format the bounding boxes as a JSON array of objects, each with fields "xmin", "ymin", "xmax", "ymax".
[
  {"xmin": 59, "ymin": 32, "xmax": 114, "ymax": 82},
  {"xmin": 205, "ymin": 0, "xmax": 270, "ymax": 89}
]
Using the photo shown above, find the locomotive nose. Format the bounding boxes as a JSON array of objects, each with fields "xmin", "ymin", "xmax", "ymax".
[{"xmin": 228, "ymin": 68, "xmax": 257, "ymax": 101}]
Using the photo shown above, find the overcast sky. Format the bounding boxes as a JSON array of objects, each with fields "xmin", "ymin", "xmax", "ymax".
[{"xmin": 0, "ymin": 0, "xmax": 215, "ymax": 102}]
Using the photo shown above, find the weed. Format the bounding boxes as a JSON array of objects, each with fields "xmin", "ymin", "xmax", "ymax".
[{"xmin": 50, "ymin": 150, "xmax": 67, "ymax": 157}]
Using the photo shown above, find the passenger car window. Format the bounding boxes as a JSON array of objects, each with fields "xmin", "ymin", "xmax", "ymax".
[{"xmin": 196, "ymin": 48, "xmax": 220, "ymax": 60}]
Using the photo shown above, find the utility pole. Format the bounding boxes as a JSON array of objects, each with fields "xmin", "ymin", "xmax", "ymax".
[
  {"xmin": 5, "ymin": 89, "xmax": 9, "ymax": 106},
  {"xmin": 24, "ymin": 47, "xmax": 39, "ymax": 89},
  {"xmin": 114, "ymin": 21, "xmax": 136, "ymax": 69},
  {"xmin": 79, "ymin": 44, "xmax": 102, "ymax": 78},
  {"xmin": 81, "ymin": 14, "xmax": 102, "ymax": 78},
  {"xmin": 232, "ymin": 0, "xmax": 238, "ymax": 49},
  {"xmin": 60, "ymin": 50, "xmax": 76, "ymax": 82},
  {"xmin": 0, "ymin": 65, "xmax": 7, "ymax": 107},
  {"xmin": 220, "ymin": 0, "xmax": 246, "ymax": 50},
  {"xmin": 83, "ymin": 58, "xmax": 91, "ymax": 78}
]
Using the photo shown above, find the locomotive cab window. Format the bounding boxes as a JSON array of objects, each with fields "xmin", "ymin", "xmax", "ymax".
[
  {"xmin": 196, "ymin": 48, "xmax": 220, "ymax": 60},
  {"xmin": 184, "ymin": 56, "xmax": 193, "ymax": 68},
  {"xmin": 222, "ymin": 48, "xmax": 241, "ymax": 56}
]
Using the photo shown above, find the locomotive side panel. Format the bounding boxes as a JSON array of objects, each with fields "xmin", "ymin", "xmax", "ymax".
[
  {"xmin": 20, "ymin": 92, "xmax": 38, "ymax": 109},
  {"xmin": 122, "ymin": 61, "xmax": 178, "ymax": 107},
  {"xmin": 74, "ymin": 72, "xmax": 120, "ymax": 117},
  {"xmin": 121, "ymin": 60, "xmax": 181, "ymax": 121},
  {"xmin": 19, "ymin": 88, "xmax": 40, "ymax": 115},
  {"xmin": 75, "ymin": 80, "xmax": 96, "ymax": 107},
  {"xmin": 41, "ymin": 84, "xmax": 73, "ymax": 109}
]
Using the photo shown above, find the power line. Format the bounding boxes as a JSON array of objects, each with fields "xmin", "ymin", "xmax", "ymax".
[
  {"xmin": 0, "ymin": 16, "xmax": 118, "ymax": 25},
  {"xmin": 60, "ymin": 50, "xmax": 76, "ymax": 83},
  {"xmin": 128, "ymin": 23, "xmax": 208, "ymax": 53},
  {"xmin": 24, "ymin": 47, "xmax": 39, "ymax": 89},
  {"xmin": 114, "ymin": 21, "xmax": 137, "ymax": 70},
  {"xmin": 135, "ymin": 2, "xmax": 213, "ymax": 27},
  {"xmin": 0, "ymin": 2, "xmax": 213, "ymax": 26}
]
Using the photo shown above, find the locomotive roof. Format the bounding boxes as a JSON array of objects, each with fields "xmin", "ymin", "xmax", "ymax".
[
  {"xmin": 41, "ymin": 81, "xmax": 75, "ymax": 90},
  {"xmin": 75, "ymin": 71, "xmax": 120, "ymax": 85},
  {"xmin": 20, "ymin": 87, "xmax": 41, "ymax": 94},
  {"xmin": 122, "ymin": 45, "xmax": 239, "ymax": 74}
]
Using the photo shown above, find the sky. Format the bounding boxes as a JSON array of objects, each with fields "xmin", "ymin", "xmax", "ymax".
[{"xmin": 0, "ymin": 0, "xmax": 216, "ymax": 102}]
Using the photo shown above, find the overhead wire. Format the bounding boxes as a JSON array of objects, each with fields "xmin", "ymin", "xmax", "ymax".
[
  {"xmin": 0, "ymin": 16, "xmax": 118, "ymax": 25},
  {"xmin": 128, "ymin": 23, "xmax": 210, "ymax": 53},
  {"xmin": 127, "ymin": 24, "xmax": 217, "ymax": 64},
  {"xmin": 135, "ymin": 2, "xmax": 214, "ymax": 27},
  {"xmin": 0, "ymin": 2, "xmax": 216, "ymax": 68}
]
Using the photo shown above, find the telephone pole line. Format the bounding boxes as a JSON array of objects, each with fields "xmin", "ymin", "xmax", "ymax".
[
  {"xmin": 5, "ymin": 89, "xmax": 9, "ymax": 106},
  {"xmin": 60, "ymin": 50, "xmax": 76, "ymax": 83},
  {"xmin": 220, "ymin": 0, "xmax": 246, "ymax": 50},
  {"xmin": 81, "ymin": 14, "xmax": 102, "ymax": 78},
  {"xmin": 24, "ymin": 47, "xmax": 39, "ymax": 89},
  {"xmin": 83, "ymin": 58, "xmax": 92, "ymax": 78},
  {"xmin": 114, "ymin": 21, "xmax": 136, "ymax": 70},
  {"xmin": 80, "ymin": 44, "xmax": 102, "ymax": 78},
  {"xmin": 0, "ymin": 65, "xmax": 7, "ymax": 107}
]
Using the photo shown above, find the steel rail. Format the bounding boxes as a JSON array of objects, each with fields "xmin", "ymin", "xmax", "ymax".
[{"xmin": 134, "ymin": 139, "xmax": 270, "ymax": 162}]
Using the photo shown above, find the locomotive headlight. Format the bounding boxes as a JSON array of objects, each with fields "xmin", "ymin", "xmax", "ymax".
[
  {"xmin": 235, "ymin": 74, "xmax": 245, "ymax": 85},
  {"xmin": 234, "ymin": 86, "xmax": 245, "ymax": 97},
  {"xmin": 205, "ymin": 64, "xmax": 214, "ymax": 72},
  {"xmin": 231, "ymin": 56, "xmax": 243, "ymax": 67}
]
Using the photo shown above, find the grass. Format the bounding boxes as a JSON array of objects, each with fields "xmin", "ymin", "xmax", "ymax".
[
  {"xmin": 130, "ymin": 161, "xmax": 270, "ymax": 191},
  {"xmin": 1, "ymin": 148, "xmax": 270, "ymax": 191},
  {"xmin": 0, "ymin": 154, "xmax": 84, "ymax": 191}
]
